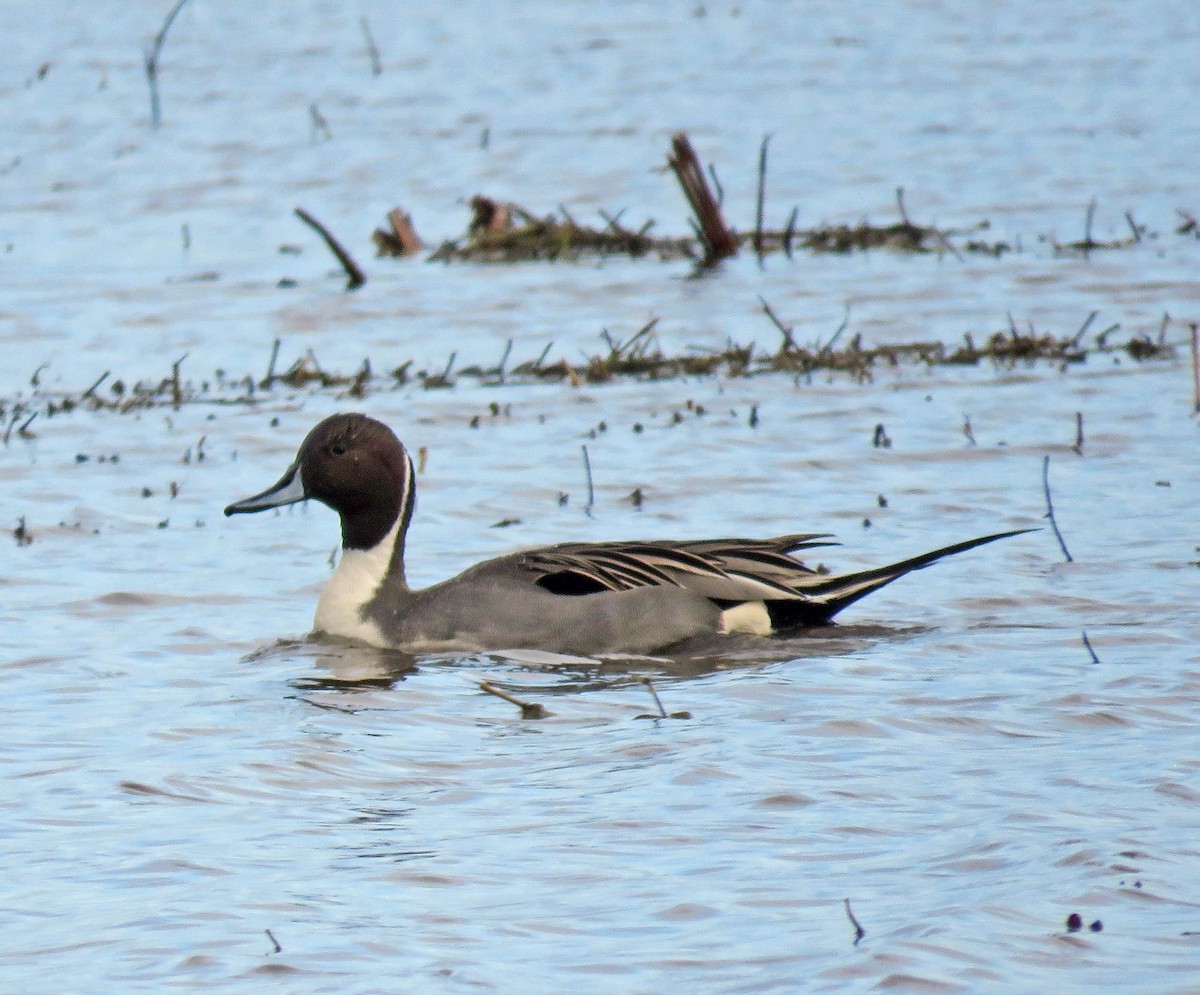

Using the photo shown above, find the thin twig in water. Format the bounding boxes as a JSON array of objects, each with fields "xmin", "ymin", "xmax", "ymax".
[
  {"xmin": 1081, "ymin": 631, "xmax": 1101, "ymax": 664},
  {"xmin": 781, "ymin": 205, "xmax": 798, "ymax": 259},
  {"xmin": 491, "ymin": 338, "xmax": 513, "ymax": 381},
  {"xmin": 265, "ymin": 929, "xmax": 282, "ymax": 954},
  {"xmin": 581, "ymin": 445, "xmax": 595, "ymax": 511},
  {"xmin": 844, "ymin": 899, "xmax": 866, "ymax": 945},
  {"xmin": 758, "ymin": 295, "xmax": 797, "ymax": 353},
  {"xmin": 143, "ymin": 0, "xmax": 192, "ymax": 129},
  {"xmin": 634, "ymin": 677, "xmax": 692, "ymax": 720},
  {"xmin": 479, "ymin": 681, "xmax": 548, "ymax": 719},
  {"xmin": 359, "ymin": 16, "xmax": 383, "ymax": 76},
  {"xmin": 294, "ymin": 208, "xmax": 366, "ymax": 289},
  {"xmin": 1124, "ymin": 210, "xmax": 1143, "ymax": 243},
  {"xmin": 818, "ymin": 305, "xmax": 852, "ymax": 355},
  {"xmin": 1191, "ymin": 323, "xmax": 1200, "ymax": 414},
  {"xmin": 1072, "ymin": 412, "xmax": 1084, "ymax": 455},
  {"xmin": 1042, "ymin": 455, "xmax": 1074, "ymax": 562},
  {"xmin": 532, "ymin": 341, "xmax": 554, "ymax": 371},
  {"xmin": 262, "ymin": 338, "xmax": 281, "ymax": 388},
  {"xmin": 171, "ymin": 353, "xmax": 188, "ymax": 411},
  {"xmin": 1157, "ymin": 312, "xmax": 1171, "ymax": 347},
  {"xmin": 1071, "ymin": 310, "xmax": 1099, "ymax": 348},
  {"xmin": 309, "ymin": 103, "xmax": 332, "ymax": 142},
  {"xmin": 643, "ymin": 677, "xmax": 667, "ymax": 718},
  {"xmin": 82, "ymin": 371, "xmax": 111, "ymax": 400}
]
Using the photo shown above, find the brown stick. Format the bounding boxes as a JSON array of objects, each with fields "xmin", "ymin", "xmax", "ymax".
[
  {"xmin": 667, "ymin": 133, "xmax": 737, "ymax": 264},
  {"xmin": 295, "ymin": 207, "xmax": 366, "ymax": 289}
]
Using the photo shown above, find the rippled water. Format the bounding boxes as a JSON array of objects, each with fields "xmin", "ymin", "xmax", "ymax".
[{"xmin": 4, "ymin": 1, "xmax": 1200, "ymax": 990}]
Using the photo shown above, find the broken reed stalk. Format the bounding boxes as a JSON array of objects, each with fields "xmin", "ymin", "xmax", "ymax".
[
  {"xmin": 265, "ymin": 929, "xmax": 282, "ymax": 954},
  {"xmin": 1041, "ymin": 454, "xmax": 1074, "ymax": 563},
  {"xmin": 372, "ymin": 208, "xmax": 422, "ymax": 257},
  {"xmin": 143, "ymin": 0, "xmax": 192, "ymax": 129},
  {"xmin": 844, "ymin": 899, "xmax": 866, "ymax": 945},
  {"xmin": 754, "ymin": 133, "xmax": 771, "ymax": 260},
  {"xmin": 262, "ymin": 338, "xmax": 281, "ymax": 388},
  {"xmin": 170, "ymin": 353, "xmax": 187, "ymax": 411},
  {"xmin": 1081, "ymin": 631, "xmax": 1101, "ymax": 664},
  {"xmin": 667, "ymin": 133, "xmax": 737, "ymax": 264},
  {"xmin": 294, "ymin": 207, "xmax": 366, "ymax": 289}
]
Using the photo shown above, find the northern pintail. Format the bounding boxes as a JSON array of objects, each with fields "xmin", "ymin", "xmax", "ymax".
[{"xmin": 225, "ymin": 413, "xmax": 1031, "ymax": 655}]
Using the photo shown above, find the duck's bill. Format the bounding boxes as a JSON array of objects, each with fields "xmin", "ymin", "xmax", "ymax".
[{"xmin": 224, "ymin": 463, "xmax": 306, "ymax": 516}]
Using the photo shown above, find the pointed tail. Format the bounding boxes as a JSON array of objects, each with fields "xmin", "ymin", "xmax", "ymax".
[{"xmin": 771, "ymin": 528, "xmax": 1035, "ymax": 628}]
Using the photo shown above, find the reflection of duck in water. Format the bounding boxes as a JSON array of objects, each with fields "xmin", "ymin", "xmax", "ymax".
[{"xmin": 226, "ymin": 414, "xmax": 1031, "ymax": 657}]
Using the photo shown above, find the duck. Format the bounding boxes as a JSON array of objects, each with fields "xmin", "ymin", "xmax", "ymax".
[{"xmin": 224, "ymin": 413, "xmax": 1031, "ymax": 656}]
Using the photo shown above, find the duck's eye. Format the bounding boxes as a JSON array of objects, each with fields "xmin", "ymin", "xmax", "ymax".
[{"xmin": 330, "ymin": 442, "xmax": 347, "ymax": 456}]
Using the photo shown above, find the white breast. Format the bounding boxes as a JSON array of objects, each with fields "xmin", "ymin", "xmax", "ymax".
[{"xmin": 312, "ymin": 519, "xmax": 399, "ymax": 647}]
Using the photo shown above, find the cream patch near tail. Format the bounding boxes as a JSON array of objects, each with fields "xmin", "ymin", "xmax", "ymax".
[{"xmin": 719, "ymin": 601, "xmax": 773, "ymax": 637}]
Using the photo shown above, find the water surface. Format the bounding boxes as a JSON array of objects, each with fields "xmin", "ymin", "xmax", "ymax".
[{"xmin": 3, "ymin": 1, "xmax": 1199, "ymax": 990}]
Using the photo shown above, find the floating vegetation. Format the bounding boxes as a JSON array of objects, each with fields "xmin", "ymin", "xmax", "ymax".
[
  {"xmin": 0, "ymin": 313, "xmax": 1178, "ymax": 436},
  {"xmin": 424, "ymin": 188, "xmax": 1003, "ymax": 264},
  {"xmin": 429, "ymin": 196, "xmax": 695, "ymax": 263},
  {"xmin": 351, "ymin": 133, "xmax": 1194, "ymax": 268}
]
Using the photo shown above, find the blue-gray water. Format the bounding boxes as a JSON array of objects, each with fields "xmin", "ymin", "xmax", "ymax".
[{"xmin": 3, "ymin": 1, "xmax": 1199, "ymax": 991}]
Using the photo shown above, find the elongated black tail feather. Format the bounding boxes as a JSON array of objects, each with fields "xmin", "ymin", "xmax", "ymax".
[{"xmin": 768, "ymin": 528, "xmax": 1035, "ymax": 629}]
